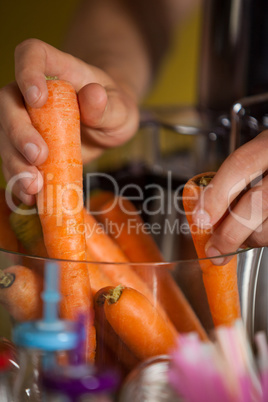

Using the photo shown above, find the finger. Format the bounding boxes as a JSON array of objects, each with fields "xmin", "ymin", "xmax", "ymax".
[
  {"xmin": 14, "ymin": 39, "xmax": 111, "ymax": 108},
  {"xmin": 79, "ymin": 83, "xmax": 139, "ymax": 149},
  {"xmin": 205, "ymin": 174, "xmax": 268, "ymax": 264},
  {"xmin": 1, "ymin": 143, "xmax": 43, "ymax": 196},
  {"xmin": 246, "ymin": 218, "xmax": 268, "ymax": 248},
  {"xmin": 0, "ymin": 83, "xmax": 48, "ymax": 166},
  {"xmin": 0, "ymin": 121, "xmax": 43, "ymax": 201},
  {"xmin": 15, "ymin": 39, "xmax": 49, "ymax": 107},
  {"xmin": 78, "ymin": 83, "xmax": 108, "ymax": 127},
  {"xmin": 1, "ymin": 161, "xmax": 41, "ymax": 206},
  {"xmin": 193, "ymin": 130, "xmax": 268, "ymax": 228}
]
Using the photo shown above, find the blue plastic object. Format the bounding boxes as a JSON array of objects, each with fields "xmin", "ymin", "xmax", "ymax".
[{"xmin": 13, "ymin": 262, "xmax": 78, "ymax": 352}]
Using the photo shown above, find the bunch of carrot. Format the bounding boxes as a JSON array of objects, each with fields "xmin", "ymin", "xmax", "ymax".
[
  {"xmin": 182, "ymin": 172, "xmax": 241, "ymax": 327},
  {"xmin": 0, "ymin": 79, "xmax": 242, "ymax": 375},
  {"xmin": 0, "ymin": 79, "xmax": 181, "ymax": 370}
]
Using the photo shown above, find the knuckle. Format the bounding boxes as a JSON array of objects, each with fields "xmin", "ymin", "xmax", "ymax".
[
  {"xmin": 261, "ymin": 187, "xmax": 268, "ymax": 214},
  {"xmin": 217, "ymin": 226, "xmax": 238, "ymax": 248},
  {"xmin": 0, "ymin": 83, "xmax": 12, "ymax": 106},
  {"xmin": 5, "ymin": 120, "xmax": 24, "ymax": 145},
  {"xmin": 229, "ymin": 148, "xmax": 254, "ymax": 174},
  {"xmin": 0, "ymin": 152, "xmax": 17, "ymax": 171},
  {"xmin": 2, "ymin": 152, "xmax": 35, "ymax": 178},
  {"xmin": 14, "ymin": 38, "xmax": 42, "ymax": 58},
  {"xmin": 251, "ymin": 184, "xmax": 268, "ymax": 214},
  {"xmin": 249, "ymin": 230, "xmax": 268, "ymax": 247}
]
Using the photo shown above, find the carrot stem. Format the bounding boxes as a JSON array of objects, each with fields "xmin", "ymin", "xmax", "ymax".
[
  {"xmin": 196, "ymin": 175, "xmax": 213, "ymax": 186},
  {"xmin": 105, "ymin": 285, "xmax": 124, "ymax": 304},
  {"xmin": 0, "ymin": 270, "xmax": 15, "ymax": 288},
  {"xmin": 45, "ymin": 75, "xmax": 58, "ymax": 81}
]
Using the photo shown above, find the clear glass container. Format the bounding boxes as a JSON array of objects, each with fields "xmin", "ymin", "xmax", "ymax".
[
  {"xmin": 13, "ymin": 347, "xmax": 43, "ymax": 402},
  {"xmin": 0, "ymin": 246, "xmax": 266, "ymax": 376},
  {"xmin": 0, "ymin": 105, "xmax": 267, "ymax": 400},
  {"xmin": 0, "ymin": 339, "xmax": 15, "ymax": 402}
]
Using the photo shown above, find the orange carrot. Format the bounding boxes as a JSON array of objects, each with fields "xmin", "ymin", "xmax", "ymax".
[
  {"xmin": 86, "ymin": 190, "xmax": 115, "ymax": 213},
  {"xmin": 26, "ymin": 78, "xmax": 95, "ymax": 361},
  {"xmin": 83, "ymin": 207, "xmax": 127, "ymax": 264},
  {"xmin": 95, "ymin": 195, "xmax": 208, "ymax": 340},
  {"xmin": 182, "ymin": 172, "xmax": 241, "ymax": 326},
  {"xmin": 94, "ymin": 286, "xmax": 139, "ymax": 372},
  {"xmin": 11, "ymin": 202, "xmax": 112, "ymax": 294},
  {"xmin": 84, "ymin": 208, "xmax": 158, "ymax": 297},
  {"xmin": 0, "ymin": 265, "xmax": 43, "ymax": 321},
  {"xmin": 0, "ymin": 188, "xmax": 19, "ymax": 252},
  {"xmin": 86, "ymin": 251, "xmax": 115, "ymax": 296},
  {"xmin": 96, "ymin": 195, "xmax": 164, "ymax": 262},
  {"xmin": 103, "ymin": 285, "xmax": 177, "ymax": 361},
  {"xmin": 83, "ymin": 208, "xmax": 180, "ymax": 335}
]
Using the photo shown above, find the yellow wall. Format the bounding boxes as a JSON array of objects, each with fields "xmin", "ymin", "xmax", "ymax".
[
  {"xmin": 0, "ymin": 0, "xmax": 79, "ymax": 87},
  {"xmin": 144, "ymin": 6, "xmax": 201, "ymax": 107},
  {"xmin": 1, "ymin": 1, "xmax": 201, "ymax": 103}
]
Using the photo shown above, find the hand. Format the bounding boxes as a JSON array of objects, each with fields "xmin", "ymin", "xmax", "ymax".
[
  {"xmin": 192, "ymin": 130, "xmax": 268, "ymax": 264},
  {"xmin": 0, "ymin": 39, "xmax": 139, "ymax": 205}
]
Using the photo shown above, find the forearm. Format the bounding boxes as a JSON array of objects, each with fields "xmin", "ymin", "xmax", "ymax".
[{"xmin": 62, "ymin": 0, "xmax": 186, "ymax": 102}]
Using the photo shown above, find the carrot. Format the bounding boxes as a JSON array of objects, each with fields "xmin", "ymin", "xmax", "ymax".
[
  {"xmin": 0, "ymin": 265, "xmax": 43, "ymax": 321},
  {"xmin": 96, "ymin": 195, "xmax": 164, "ymax": 262},
  {"xmin": 94, "ymin": 286, "xmax": 139, "ymax": 372},
  {"xmin": 103, "ymin": 285, "xmax": 177, "ymax": 361},
  {"xmin": 84, "ymin": 208, "xmax": 158, "ymax": 297},
  {"xmin": 95, "ymin": 195, "xmax": 208, "ymax": 340},
  {"xmin": 182, "ymin": 172, "xmax": 241, "ymax": 326},
  {"xmin": 83, "ymin": 208, "xmax": 180, "ymax": 336},
  {"xmin": 11, "ymin": 202, "xmax": 112, "ymax": 294},
  {"xmin": 0, "ymin": 188, "xmax": 19, "ymax": 252},
  {"xmin": 9, "ymin": 203, "xmax": 48, "ymax": 257},
  {"xmin": 83, "ymin": 207, "xmax": 128, "ymax": 264},
  {"xmin": 86, "ymin": 251, "xmax": 115, "ymax": 296},
  {"xmin": 26, "ymin": 78, "xmax": 95, "ymax": 362},
  {"xmin": 86, "ymin": 190, "xmax": 115, "ymax": 213}
]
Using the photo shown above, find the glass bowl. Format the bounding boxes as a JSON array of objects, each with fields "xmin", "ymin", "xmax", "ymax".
[
  {"xmin": 1, "ymin": 105, "xmax": 267, "ymax": 399},
  {"xmin": 0, "ymin": 245, "xmax": 266, "ymax": 373}
]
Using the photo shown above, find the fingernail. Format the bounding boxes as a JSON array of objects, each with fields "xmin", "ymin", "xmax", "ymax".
[
  {"xmin": 24, "ymin": 143, "xmax": 40, "ymax": 163},
  {"xmin": 193, "ymin": 208, "xmax": 211, "ymax": 229},
  {"xmin": 25, "ymin": 85, "xmax": 41, "ymax": 105},
  {"xmin": 206, "ymin": 246, "xmax": 225, "ymax": 265},
  {"xmin": 20, "ymin": 173, "xmax": 37, "ymax": 191}
]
